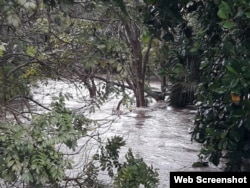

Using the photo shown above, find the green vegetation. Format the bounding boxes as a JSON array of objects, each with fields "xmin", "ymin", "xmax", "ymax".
[
  {"xmin": 0, "ymin": 0, "xmax": 250, "ymax": 187},
  {"xmin": 1, "ymin": 1, "xmax": 160, "ymax": 186},
  {"xmin": 0, "ymin": 94, "xmax": 84, "ymax": 186},
  {"xmin": 190, "ymin": 0, "xmax": 250, "ymax": 171},
  {"xmin": 145, "ymin": 0, "xmax": 250, "ymax": 172}
]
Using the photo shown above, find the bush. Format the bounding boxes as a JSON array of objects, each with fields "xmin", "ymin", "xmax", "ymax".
[
  {"xmin": 191, "ymin": 0, "xmax": 250, "ymax": 171},
  {"xmin": 0, "ymin": 95, "xmax": 159, "ymax": 187}
]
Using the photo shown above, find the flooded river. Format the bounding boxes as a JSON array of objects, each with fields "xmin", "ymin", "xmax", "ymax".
[{"xmin": 30, "ymin": 79, "xmax": 222, "ymax": 187}]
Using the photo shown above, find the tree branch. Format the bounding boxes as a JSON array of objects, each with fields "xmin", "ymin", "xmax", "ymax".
[
  {"xmin": 93, "ymin": 75, "xmax": 131, "ymax": 90},
  {"xmin": 23, "ymin": 96, "xmax": 51, "ymax": 112},
  {"xmin": 142, "ymin": 35, "xmax": 154, "ymax": 78}
]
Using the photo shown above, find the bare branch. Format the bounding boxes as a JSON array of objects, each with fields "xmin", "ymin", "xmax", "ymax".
[{"xmin": 23, "ymin": 96, "xmax": 51, "ymax": 112}]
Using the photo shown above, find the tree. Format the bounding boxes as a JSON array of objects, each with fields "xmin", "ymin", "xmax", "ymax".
[
  {"xmin": 0, "ymin": 95, "xmax": 88, "ymax": 186},
  {"xmin": 35, "ymin": 0, "xmax": 159, "ymax": 107},
  {"xmin": 143, "ymin": 0, "xmax": 250, "ymax": 171},
  {"xmin": 190, "ymin": 0, "xmax": 250, "ymax": 171},
  {"xmin": 0, "ymin": 0, "xmax": 159, "ymax": 187},
  {"xmin": 89, "ymin": 0, "xmax": 155, "ymax": 107},
  {"xmin": 142, "ymin": 0, "xmax": 201, "ymax": 107}
]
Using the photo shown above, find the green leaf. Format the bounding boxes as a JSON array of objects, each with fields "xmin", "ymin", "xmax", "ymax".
[
  {"xmin": 21, "ymin": 172, "xmax": 33, "ymax": 182},
  {"xmin": 190, "ymin": 41, "xmax": 201, "ymax": 53},
  {"xmin": 7, "ymin": 13, "xmax": 21, "ymax": 27},
  {"xmin": 116, "ymin": 64, "xmax": 123, "ymax": 72},
  {"xmin": 7, "ymin": 160, "xmax": 15, "ymax": 168},
  {"xmin": 190, "ymin": 47, "xmax": 198, "ymax": 53},
  {"xmin": 220, "ymin": 1, "xmax": 232, "ymax": 13},
  {"xmin": 223, "ymin": 20, "xmax": 235, "ymax": 29},
  {"xmin": 226, "ymin": 65, "xmax": 239, "ymax": 76},
  {"xmin": 172, "ymin": 63, "xmax": 185, "ymax": 74},
  {"xmin": 200, "ymin": 61, "xmax": 208, "ymax": 69},
  {"xmin": 217, "ymin": 1, "xmax": 232, "ymax": 19},
  {"xmin": 230, "ymin": 78, "xmax": 239, "ymax": 88},
  {"xmin": 24, "ymin": 2, "xmax": 37, "ymax": 10},
  {"xmin": 26, "ymin": 46, "xmax": 37, "ymax": 57},
  {"xmin": 217, "ymin": 9, "xmax": 228, "ymax": 19},
  {"xmin": 221, "ymin": 130, "xmax": 228, "ymax": 139},
  {"xmin": 214, "ymin": 87, "xmax": 227, "ymax": 94}
]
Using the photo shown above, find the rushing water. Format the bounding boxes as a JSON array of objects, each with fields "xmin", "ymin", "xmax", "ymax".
[{"xmin": 29, "ymin": 79, "xmax": 222, "ymax": 187}]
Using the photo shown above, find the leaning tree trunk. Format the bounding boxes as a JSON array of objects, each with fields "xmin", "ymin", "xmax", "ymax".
[
  {"xmin": 124, "ymin": 20, "xmax": 153, "ymax": 107},
  {"xmin": 71, "ymin": 66, "xmax": 97, "ymax": 98},
  {"xmin": 82, "ymin": 77, "xmax": 97, "ymax": 98}
]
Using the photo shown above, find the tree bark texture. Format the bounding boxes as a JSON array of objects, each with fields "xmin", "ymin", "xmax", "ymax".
[{"xmin": 124, "ymin": 20, "xmax": 146, "ymax": 107}]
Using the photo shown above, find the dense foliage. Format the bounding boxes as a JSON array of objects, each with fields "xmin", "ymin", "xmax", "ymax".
[
  {"xmin": 94, "ymin": 136, "xmax": 159, "ymax": 188},
  {"xmin": 144, "ymin": 0, "xmax": 250, "ymax": 171},
  {"xmin": 0, "ymin": 94, "xmax": 86, "ymax": 186},
  {"xmin": 0, "ymin": 0, "xmax": 159, "ymax": 187},
  {"xmin": 190, "ymin": 0, "xmax": 250, "ymax": 171},
  {"xmin": 1, "ymin": 0, "xmax": 250, "ymax": 187}
]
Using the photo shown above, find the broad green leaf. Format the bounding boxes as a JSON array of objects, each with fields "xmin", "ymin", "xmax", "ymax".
[
  {"xmin": 7, "ymin": 160, "xmax": 15, "ymax": 167},
  {"xmin": 226, "ymin": 65, "xmax": 239, "ymax": 76},
  {"xmin": 220, "ymin": 1, "xmax": 232, "ymax": 13},
  {"xmin": 223, "ymin": 21, "xmax": 235, "ymax": 29},
  {"xmin": 218, "ymin": 1, "xmax": 232, "ymax": 19},
  {"xmin": 24, "ymin": 2, "xmax": 37, "ymax": 10},
  {"xmin": 7, "ymin": 13, "xmax": 21, "ymax": 27},
  {"xmin": 230, "ymin": 78, "xmax": 239, "ymax": 88},
  {"xmin": 116, "ymin": 64, "xmax": 123, "ymax": 72},
  {"xmin": 217, "ymin": 9, "xmax": 228, "ymax": 19}
]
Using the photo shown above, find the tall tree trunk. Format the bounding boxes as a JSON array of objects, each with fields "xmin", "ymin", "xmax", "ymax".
[
  {"xmin": 124, "ymin": 21, "xmax": 146, "ymax": 107},
  {"xmin": 83, "ymin": 77, "xmax": 96, "ymax": 98}
]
